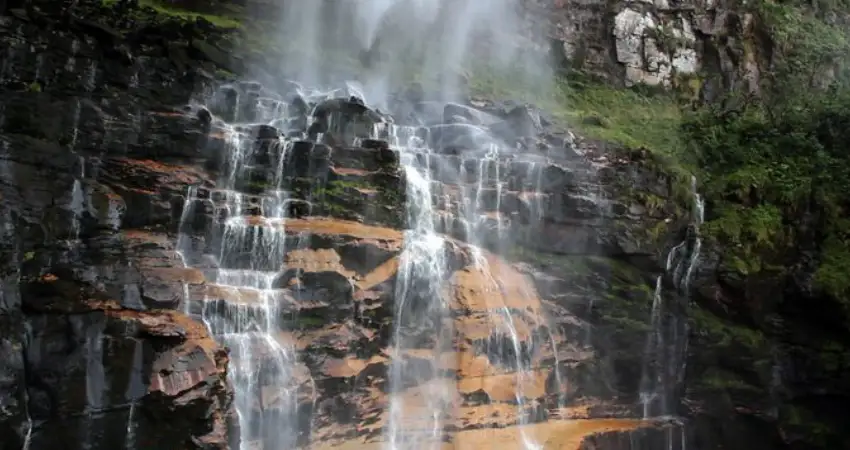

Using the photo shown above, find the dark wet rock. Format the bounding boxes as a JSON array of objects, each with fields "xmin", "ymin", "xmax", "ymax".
[
  {"xmin": 287, "ymin": 93, "xmax": 309, "ymax": 116},
  {"xmin": 307, "ymin": 97, "xmax": 385, "ymax": 146},
  {"xmin": 427, "ymin": 123, "xmax": 498, "ymax": 154},
  {"xmin": 443, "ymin": 102, "xmax": 486, "ymax": 125},
  {"xmin": 488, "ymin": 105, "xmax": 543, "ymax": 145},
  {"xmin": 579, "ymin": 421, "xmax": 687, "ymax": 450},
  {"xmin": 0, "ymin": 1, "xmax": 241, "ymax": 448},
  {"xmin": 276, "ymin": 269, "xmax": 355, "ymax": 306},
  {"xmin": 14, "ymin": 267, "xmax": 235, "ymax": 450}
]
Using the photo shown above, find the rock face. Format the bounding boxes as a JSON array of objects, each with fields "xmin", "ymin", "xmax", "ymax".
[
  {"xmin": 10, "ymin": 1, "xmax": 821, "ymax": 450},
  {"xmin": 170, "ymin": 74, "xmax": 688, "ymax": 448},
  {"xmin": 534, "ymin": 0, "xmax": 759, "ymax": 90},
  {"xmin": 0, "ymin": 1, "xmax": 240, "ymax": 448},
  {"xmin": 0, "ymin": 2, "xmax": 691, "ymax": 448}
]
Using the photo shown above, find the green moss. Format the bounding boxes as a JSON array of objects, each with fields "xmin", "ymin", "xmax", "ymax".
[
  {"xmin": 603, "ymin": 315, "xmax": 652, "ymax": 334},
  {"xmin": 214, "ymin": 67, "xmax": 236, "ymax": 80},
  {"xmin": 779, "ymin": 404, "xmax": 842, "ymax": 447},
  {"xmin": 704, "ymin": 204, "xmax": 784, "ymax": 248},
  {"xmin": 507, "ymin": 247, "xmax": 594, "ymax": 275},
  {"xmin": 754, "ymin": 1, "xmax": 850, "ymax": 97},
  {"xmin": 135, "ymin": 0, "xmax": 242, "ymax": 28},
  {"xmin": 813, "ymin": 235, "xmax": 850, "ymax": 311},
  {"xmin": 697, "ymin": 367, "xmax": 764, "ymax": 393},
  {"xmin": 294, "ymin": 314, "xmax": 325, "ymax": 328},
  {"xmin": 469, "ymin": 73, "xmax": 682, "ymax": 161},
  {"xmin": 690, "ymin": 307, "xmax": 768, "ymax": 351}
]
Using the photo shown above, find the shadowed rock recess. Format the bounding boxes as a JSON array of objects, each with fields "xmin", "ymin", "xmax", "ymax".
[{"xmin": 0, "ymin": 1, "xmax": 706, "ymax": 450}]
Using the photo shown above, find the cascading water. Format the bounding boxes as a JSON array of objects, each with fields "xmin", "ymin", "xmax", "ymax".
[
  {"xmin": 124, "ymin": 338, "xmax": 144, "ymax": 450},
  {"xmin": 638, "ymin": 175, "xmax": 705, "ymax": 447},
  {"xmin": 270, "ymin": 0, "xmax": 549, "ymax": 105},
  {"xmin": 386, "ymin": 149, "xmax": 451, "ymax": 449},
  {"xmin": 69, "ymin": 159, "xmax": 86, "ymax": 240},
  {"xmin": 375, "ymin": 109, "xmax": 557, "ymax": 448},
  {"xmin": 175, "ymin": 1, "xmax": 573, "ymax": 449},
  {"xmin": 80, "ymin": 320, "xmax": 107, "ymax": 450},
  {"xmin": 177, "ymin": 93, "xmax": 310, "ymax": 449}
]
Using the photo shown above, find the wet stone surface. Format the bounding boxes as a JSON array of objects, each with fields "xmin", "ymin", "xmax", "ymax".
[{"xmin": 0, "ymin": 1, "xmax": 691, "ymax": 450}]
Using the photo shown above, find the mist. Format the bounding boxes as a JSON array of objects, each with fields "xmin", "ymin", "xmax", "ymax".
[{"xmin": 267, "ymin": 0, "xmax": 554, "ymax": 111}]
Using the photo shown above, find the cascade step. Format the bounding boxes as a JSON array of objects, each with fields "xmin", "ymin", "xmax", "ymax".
[
  {"xmin": 429, "ymin": 183, "xmax": 547, "ymax": 217},
  {"xmin": 191, "ymin": 286, "xmax": 332, "ymax": 334},
  {"xmin": 402, "ymin": 151, "xmax": 599, "ymax": 193}
]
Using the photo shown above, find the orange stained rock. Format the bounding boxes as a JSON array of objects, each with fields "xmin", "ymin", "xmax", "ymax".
[
  {"xmin": 456, "ymin": 370, "xmax": 548, "ymax": 403},
  {"xmin": 355, "ymin": 257, "xmax": 399, "ymax": 290},
  {"xmin": 294, "ymin": 322, "xmax": 375, "ymax": 352},
  {"xmin": 331, "ymin": 167, "xmax": 373, "ymax": 176},
  {"xmin": 312, "ymin": 419, "xmax": 649, "ymax": 450},
  {"xmin": 129, "ymin": 187, "xmax": 157, "ymax": 195},
  {"xmin": 110, "ymin": 157, "xmax": 209, "ymax": 185},
  {"xmin": 201, "ymin": 284, "xmax": 268, "ymax": 306},
  {"xmin": 286, "ymin": 248, "xmax": 355, "ymax": 277},
  {"xmin": 41, "ymin": 273, "xmax": 58, "ymax": 282},
  {"xmin": 151, "ymin": 110, "xmax": 186, "ymax": 118},
  {"xmin": 236, "ymin": 216, "xmax": 403, "ymax": 244},
  {"xmin": 449, "ymin": 347, "xmax": 493, "ymax": 377},
  {"xmin": 321, "ymin": 355, "xmax": 388, "ymax": 378},
  {"xmin": 240, "ymin": 216, "xmax": 283, "ymax": 227},
  {"xmin": 284, "ymin": 217, "xmax": 403, "ymax": 242},
  {"xmin": 450, "ymin": 254, "xmax": 544, "ymax": 314},
  {"xmin": 454, "ymin": 313, "xmax": 537, "ymax": 342},
  {"xmin": 120, "ymin": 229, "xmax": 170, "ymax": 244},
  {"xmin": 384, "ymin": 378, "xmax": 462, "ymax": 411},
  {"xmin": 106, "ymin": 309, "xmax": 224, "ymax": 386},
  {"xmin": 448, "ymin": 419, "xmax": 648, "ymax": 450},
  {"xmin": 146, "ymin": 267, "xmax": 206, "ymax": 284}
]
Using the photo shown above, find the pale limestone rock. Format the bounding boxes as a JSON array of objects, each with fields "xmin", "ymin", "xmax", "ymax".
[
  {"xmin": 614, "ymin": 8, "xmax": 698, "ymax": 86},
  {"xmin": 672, "ymin": 17, "xmax": 699, "ymax": 76}
]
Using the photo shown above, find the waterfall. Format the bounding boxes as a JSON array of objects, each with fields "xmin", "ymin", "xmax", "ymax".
[
  {"xmin": 386, "ymin": 147, "xmax": 450, "ymax": 449},
  {"xmin": 22, "ymin": 418, "xmax": 32, "ymax": 450},
  {"xmin": 181, "ymin": 85, "xmax": 561, "ymax": 450},
  {"xmin": 178, "ymin": 90, "xmax": 311, "ymax": 449},
  {"xmin": 124, "ymin": 338, "xmax": 144, "ymax": 450},
  {"xmin": 169, "ymin": 1, "xmax": 578, "ymax": 448},
  {"xmin": 638, "ymin": 175, "xmax": 704, "ymax": 447}
]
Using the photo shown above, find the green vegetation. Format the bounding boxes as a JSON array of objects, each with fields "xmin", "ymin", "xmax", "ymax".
[
  {"xmin": 679, "ymin": 0, "xmax": 850, "ymax": 312},
  {"xmin": 697, "ymin": 367, "xmax": 764, "ymax": 394},
  {"xmin": 468, "ymin": 71, "xmax": 682, "ymax": 161},
  {"xmin": 102, "ymin": 0, "xmax": 243, "ymax": 28},
  {"xmin": 139, "ymin": 0, "xmax": 242, "ymax": 28},
  {"xmin": 467, "ymin": 66, "xmax": 693, "ymax": 207}
]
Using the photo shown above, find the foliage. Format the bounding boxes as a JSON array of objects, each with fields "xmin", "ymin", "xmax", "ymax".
[
  {"xmin": 682, "ymin": 70, "xmax": 850, "ymax": 308},
  {"xmin": 752, "ymin": 0, "xmax": 850, "ymax": 103},
  {"xmin": 468, "ymin": 70, "xmax": 682, "ymax": 159}
]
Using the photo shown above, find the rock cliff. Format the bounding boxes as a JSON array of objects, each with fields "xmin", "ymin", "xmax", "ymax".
[
  {"xmin": 538, "ymin": 0, "xmax": 763, "ymax": 92},
  {"xmin": 1, "ymin": 0, "xmax": 847, "ymax": 450}
]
